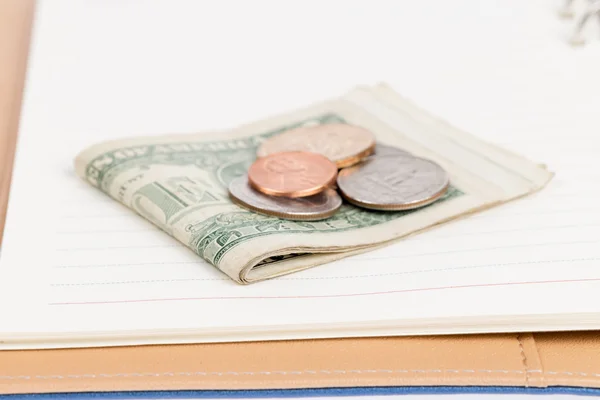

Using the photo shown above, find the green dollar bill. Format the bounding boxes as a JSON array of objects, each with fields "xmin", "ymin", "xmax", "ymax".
[{"xmin": 75, "ymin": 85, "xmax": 552, "ymax": 283}]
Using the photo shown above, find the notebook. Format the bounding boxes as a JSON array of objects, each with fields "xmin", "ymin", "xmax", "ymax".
[
  {"xmin": 1, "ymin": 68, "xmax": 600, "ymax": 349},
  {"xmin": 2, "ymin": 2, "xmax": 600, "ymax": 399},
  {"xmin": 2, "ymin": 0, "xmax": 600, "ymax": 351}
]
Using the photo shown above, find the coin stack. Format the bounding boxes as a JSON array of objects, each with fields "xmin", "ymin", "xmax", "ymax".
[{"xmin": 228, "ymin": 123, "xmax": 450, "ymax": 221}]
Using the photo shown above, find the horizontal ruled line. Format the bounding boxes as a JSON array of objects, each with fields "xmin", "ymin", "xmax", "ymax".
[
  {"xmin": 53, "ymin": 239, "xmax": 597, "ymax": 255},
  {"xmin": 53, "ymin": 223, "xmax": 600, "ymax": 237},
  {"xmin": 467, "ymin": 207, "xmax": 600, "ymax": 219},
  {"xmin": 53, "ymin": 261, "xmax": 205, "ymax": 268},
  {"xmin": 406, "ymin": 223, "xmax": 600, "ymax": 241},
  {"xmin": 49, "ymin": 257, "xmax": 599, "ymax": 286},
  {"xmin": 59, "ymin": 213, "xmax": 134, "ymax": 219},
  {"xmin": 55, "ymin": 244, "xmax": 185, "ymax": 251},
  {"xmin": 56, "ymin": 228, "xmax": 160, "ymax": 234},
  {"xmin": 48, "ymin": 277, "xmax": 600, "ymax": 305},
  {"xmin": 351, "ymin": 240, "xmax": 599, "ymax": 261},
  {"xmin": 56, "ymin": 206, "xmax": 599, "ymax": 220}
]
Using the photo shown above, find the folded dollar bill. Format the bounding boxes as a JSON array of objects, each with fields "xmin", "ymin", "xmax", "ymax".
[{"xmin": 74, "ymin": 84, "xmax": 553, "ymax": 284}]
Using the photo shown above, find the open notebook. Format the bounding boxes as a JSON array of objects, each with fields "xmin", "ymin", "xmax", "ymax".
[{"xmin": 0, "ymin": 81, "xmax": 599, "ymax": 350}]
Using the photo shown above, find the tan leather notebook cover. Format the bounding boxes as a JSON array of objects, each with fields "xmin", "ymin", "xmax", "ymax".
[{"xmin": 1, "ymin": 1, "xmax": 599, "ymax": 396}]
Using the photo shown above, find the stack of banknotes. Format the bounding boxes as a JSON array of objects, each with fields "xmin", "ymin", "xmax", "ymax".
[{"xmin": 74, "ymin": 83, "xmax": 553, "ymax": 284}]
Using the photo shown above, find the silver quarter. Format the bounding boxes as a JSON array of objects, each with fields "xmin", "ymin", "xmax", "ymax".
[
  {"xmin": 229, "ymin": 174, "xmax": 342, "ymax": 221},
  {"xmin": 336, "ymin": 156, "xmax": 450, "ymax": 211},
  {"xmin": 373, "ymin": 143, "xmax": 414, "ymax": 158}
]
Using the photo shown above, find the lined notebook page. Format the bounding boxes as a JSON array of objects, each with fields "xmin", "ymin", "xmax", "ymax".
[
  {"xmin": 1, "ymin": 122, "xmax": 598, "ymax": 348},
  {"xmin": 1, "ymin": 0, "xmax": 599, "ymax": 349}
]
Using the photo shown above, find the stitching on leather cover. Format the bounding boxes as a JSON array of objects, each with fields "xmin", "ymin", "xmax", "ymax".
[
  {"xmin": 545, "ymin": 371, "xmax": 600, "ymax": 377},
  {"xmin": 9, "ymin": 369, "xmax": 600, "ymax": 381},
  {"xmin": 516, "ymin": 334, "xmax": 530, "ymax": 386}
]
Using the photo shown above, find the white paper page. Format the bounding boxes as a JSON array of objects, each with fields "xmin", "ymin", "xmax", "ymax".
[{"xmin": 0, "ymin": 0, "xmax": 599, "ymax": 349}]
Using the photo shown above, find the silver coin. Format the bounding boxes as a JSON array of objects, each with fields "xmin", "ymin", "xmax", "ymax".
[
  {"xmin": 373, "ymin": 143, "xmax": 414, "ymax": 158},
  {"xmin": 336, "ymin": 156, "xmax": 450, "ymax": 211},
  {"xmin": 228, "ymin": 175, "xmax": 342, "ymax": 221}
]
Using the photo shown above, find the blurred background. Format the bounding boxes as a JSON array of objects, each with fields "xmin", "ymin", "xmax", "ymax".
[{"xmin": 28, "ymin": 0, "xmax": 598, "ymax": 155}]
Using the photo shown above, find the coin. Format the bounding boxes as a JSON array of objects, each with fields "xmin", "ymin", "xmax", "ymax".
[
  {"xmin": 257, "ymin": 123, "xmax": 376, "ymax": 168},
  {"xmin": 336, "ymin": 156, "xmax": 450, "ymax": 211},
  {"xmin": 247, "ymin": 151, "xmax": 337, "ymax": 198},
  {"xmin": 373, "ymin": 143, "xmax": 414, "ymax": 158},
  {"xmin": 229, "ymin": 175, "xmax": 342, "ymax": 221}
]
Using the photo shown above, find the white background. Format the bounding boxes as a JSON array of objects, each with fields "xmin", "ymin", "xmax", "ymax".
[{"xmin": 16, "ymin": 0, "xmax": 600, "ymax": 398}]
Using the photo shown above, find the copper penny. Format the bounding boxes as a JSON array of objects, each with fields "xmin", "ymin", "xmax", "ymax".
[
  {"xmin": 256, "ymin": 123, "xmax": 376, "ymax": 168},
  {"xmin": 247, "ymin": 151, "xmax": 337, "ymax": 198}
]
